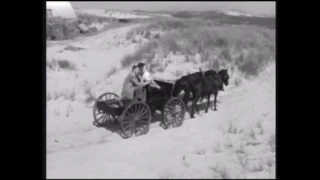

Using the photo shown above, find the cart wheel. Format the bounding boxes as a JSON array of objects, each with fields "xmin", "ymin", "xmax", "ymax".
[
  {"xmin": 119, "ymin": 101, "xmax": 151, "ymax": 138},
  {"xmin": 161, "ymin": 97, "xmax": 186, "ymax": 129},
  {"xmin": 93, "ymin": 92, "xmax": 119, "ymax": 126}
]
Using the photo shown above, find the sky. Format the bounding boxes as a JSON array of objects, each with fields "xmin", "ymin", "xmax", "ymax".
[{"xmin": 71, "ymin": 1, "xmax": 275, "ymax": 16}]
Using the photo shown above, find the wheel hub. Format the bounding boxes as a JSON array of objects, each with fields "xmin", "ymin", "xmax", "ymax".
[{"xmin": 133, "ymin": 115, "xmax": 139, "ymax": 121}]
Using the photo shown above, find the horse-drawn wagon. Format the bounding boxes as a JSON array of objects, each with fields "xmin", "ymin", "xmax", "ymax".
[{"xmin": 93, "ymin": 79, "xmax": 186, "ymax": 138}]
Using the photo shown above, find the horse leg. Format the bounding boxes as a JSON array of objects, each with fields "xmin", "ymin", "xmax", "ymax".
[
  {"xmin": 183, "ymin": 88, "xmax": 193, "ymax": 118},
  {"xmin": 213, "ymin": 92, "xmax": 218, "ymax": 111},
  {"xmin": 205, "ymin": 94, "xmax": 211, "ymax": 113},
  {"xmin": 190, "ymin": 96, "xmax": 199, "ymax": 118},
  {"xmin": 183, "ymin": 88, "xmax": 190, "ymax": 106},
  {"xmin": 199, "ymin": 96, "xmax": 204, "ymax": 102},
  {"xmin": 195, "ymin": 97, "xmax": 200, "ymax": 115}
]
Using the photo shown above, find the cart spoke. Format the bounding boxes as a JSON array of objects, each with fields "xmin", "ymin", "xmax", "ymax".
[
  {"xmin": 138, "ymin": 109, "xmax": 148, "ymax": 118},
  {"xmin": 126, "ymin": 112, "xmax": 135, "ymax": 118},
  {"xmin": 134, "ymin": 104, "xmax": 138, "ymax": 114},
  {"xmin": 105, "ymin": 114, "xmax": 110, "ymax": 121},
  {"xmin": 123, "ymin": 116, "xmax": 133, "ymax": 122},
  {"xmin": 123, "ymin": 122, "xmax": 134, "ymax": 131},
  {"xmin": 97, "ymin": 113, "xmax": 107, "ymax": 120},
  {"xmin": 172, "ymin": 110, "xmax": 182, "ymax": 115},
  {"xmin": 103, "ymin": 114, "xmax": 110, "ymax": 122},
  {"xmin": 137, "ymin": 107, "xmax": 144, "ymax": 118},
  {"xmin": 136, "ymin": 120, "xmax": 147, "ymax": 128},
  {"xmin": 95, "ymin": 111, "xmax": 103, "ymax": 117},
  {"xmin": 164, "ymin": 108, "xmax": 171, "ymax": 113},
  {"xmin": 128, "ymin": 107, "xmax": 134, "ymax": 114},
  {"xmin": 138, "ymin": 117, "xmax": 149, "ymax": 123},
  {"xmin": 139, "ymin": 115, "xmax": 150, "ymax": 121},
  {"xmin": 137, "ymin": 104, "xmax": 143, "ymax": 115},
  {"xmin": 123, "ymin": 117, "xmax": 133, "ymax": 122},
  {"xmin": 173, "ymin": 100, "xmax": 178, "ymax": 107}
]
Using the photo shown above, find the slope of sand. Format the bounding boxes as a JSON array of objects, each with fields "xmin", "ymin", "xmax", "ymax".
[
  {"xmin": 47, "ymin": 63, "xmax": 275, "ymax": 178},
  {"xmin": 47, "ymin": 22, "xmax": 275, "ymax": 178}
]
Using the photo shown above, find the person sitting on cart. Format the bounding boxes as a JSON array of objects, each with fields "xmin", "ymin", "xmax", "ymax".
[
  {"xmin": 137, "ymin": 63, "xmax": 161, "ymax": 90},
  {"xmin": 121, "ymin": 65, "xmax": 147, "ymax": 105}
]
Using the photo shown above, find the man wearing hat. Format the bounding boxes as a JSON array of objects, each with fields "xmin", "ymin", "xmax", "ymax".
[{"xmin": 121, "ymin": 65, "xmax": 147, "ymax": 105}]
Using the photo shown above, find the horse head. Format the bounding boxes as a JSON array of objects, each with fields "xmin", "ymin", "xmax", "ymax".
[{"xmin": 218, "ymin": 68, "xmax": 230, "ymax": 86}]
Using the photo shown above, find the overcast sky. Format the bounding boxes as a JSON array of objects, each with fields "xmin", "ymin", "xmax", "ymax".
[{"xmin": 71, "ymin": 1, "xmax": 275, "ymax": 16}]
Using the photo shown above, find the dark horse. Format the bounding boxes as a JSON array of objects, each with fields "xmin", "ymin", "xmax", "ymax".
[
  {"xmin": 172, "ymin": 69, "xmax": 229, "ymax": 118},
  {"xmin": 171, "ymin": 69, "xmax": 213, "ymax": 115},
  {"xmin": 189, "ymin": 69, "xmax": 229, "ymax": 118},
  {"xmin": 171, "ymin": 71, "xmax": 203, "ymax": 104}
]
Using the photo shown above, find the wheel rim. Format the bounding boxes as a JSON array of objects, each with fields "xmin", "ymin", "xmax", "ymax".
[
  {"xmin": 162, "ymin": 98, "xmax": 186, "ymax": 129},
  {"xmin": 93, "ymin": 93, "xmax": 119, "ymax": 126},
  {"xmin": 120, "ymin": 102, "xmax": 151, "ymax": 138}
]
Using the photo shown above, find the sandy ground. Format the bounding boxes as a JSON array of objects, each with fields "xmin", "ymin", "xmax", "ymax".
[{"xmin": 46, "ymin": 23, "xmax": 276, "ymax": 179}]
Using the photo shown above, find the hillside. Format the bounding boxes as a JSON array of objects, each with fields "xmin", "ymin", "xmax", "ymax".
[
  {"xmin": 46, "ymin": 14, "xmax": 276, "ymax": 179},
  {"xmin": 47, "ymin": 62, "xmax": 275, "ymax": 178},
  {"xmin": 170, "ymin": 11, "xmax": 275, "ymax": 29}
]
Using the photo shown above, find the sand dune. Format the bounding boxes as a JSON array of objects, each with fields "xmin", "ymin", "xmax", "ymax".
[{"xmin": 46, "ymin": 21, "xmax": 275, "ymax": 179}]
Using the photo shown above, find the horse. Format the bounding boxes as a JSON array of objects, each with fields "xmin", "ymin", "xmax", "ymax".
[
  {"xmin": 171, "ymin": 69, "xmax": 224, "ymax": 114},
  {"xmin": 171, "ymin": 70, "xmax": 204, "ymax": 105},
  {"xmin": 197, "ymin": 70, "xmax": 224, "ymax": 102},
  {"xmin": 188, "ymin": 68, "xmax": 229, "ymax": 118}
]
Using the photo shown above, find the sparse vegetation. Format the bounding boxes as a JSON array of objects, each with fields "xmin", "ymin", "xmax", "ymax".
[
  {"xmin": 182, "ymin": 155, "xmax": 190, "ymax": 168},
  {"xmin": 122, "ymin": 18, "xmax": 274, "ymax": 78},
  {"xmin": 250, "ymin": 162, "xmax": 265, "ymax": 172},
  {"xmin": 266, "ymin": 158, "xmax": 274, "ymax": 168},
  {"xmin": 47, "ymin": 59, "xmax": 76, "ymax": 71},
  {"xmin": 69, "ymin": 89, "xmax": 76, "ymax": 101},
  {"xmin": 213, "ymin": 143, "xmax": 222, "ymax": 153},
  {"xmin": 248, "ymin": 127, "xmax": 257, "ymax": 140},
  {"xmin": 64, "ymin": 45, "xmax": 85, "ymax": 52},
  {"xmin": 106, "ymin": 67, "xmax": 117, "ymax": 78},
  {"xmin": 234, "ymin": 77, "xmax": 242, "ymax": 87},
  {"xmin": 268, "ymin": 134, "xmax": 275, "ymax": 152},
  {"xmin": 236, "ymin": 151, "xmax": 249, "ymax": 170},
  {"xmin": 256, "ymin": 121, "xmax": 264, "ymax": 135},
  {"xmin": 84, "ymin": 86, "xmax": 95, "ymax": 104},
  {"xmin": 154, "ymin": 33, "xmax": 160, "ymax": 39},
  {"xmin": 97, "ymin": 135, "xmax": 110, "ymax": 144},
  {"xmin": 224, "ymin": 137, "xmax": 233, "ymax": 149},
  {"xmin": 57, "ymin": 60, "xmax": 76, "ymax": 70},
  {"xmin": 144, "ymin": 30, "xmax": 151, "ymax": 39},
  {"xmin": 47, "ymin": 89, "xmax": 77, "ymax": 102},
  {"xmin": 174, "ymin": 69, "xmax": 183, "ymax": 77},
  {"xmin": 235, "ymin": 144, "xmax": 246, "ymax": 154},
  {"xmin": 219, "ymin": 49, "xmax": 232, "ymax": 62},
  {"xmin": 195, "ymin": 148, "xmax": 206, "ymax": 155},
  {"xmin": 246, "ymin": 141, "xmax": 261, "ymax": 146},
  {"xmin": 47, "ymin": 91, "xmax": 62, "ymax": 101},
  {"xmin": 227, "ymin": 121, "xmax": 238, "ymax": 134},
  {"xmin": 210, "ymin": 165, "xmax": 231, "ymax": 179},
  {"xmin": 157, "ymin": 170, "xmax": 172, "ymax": 179}
]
